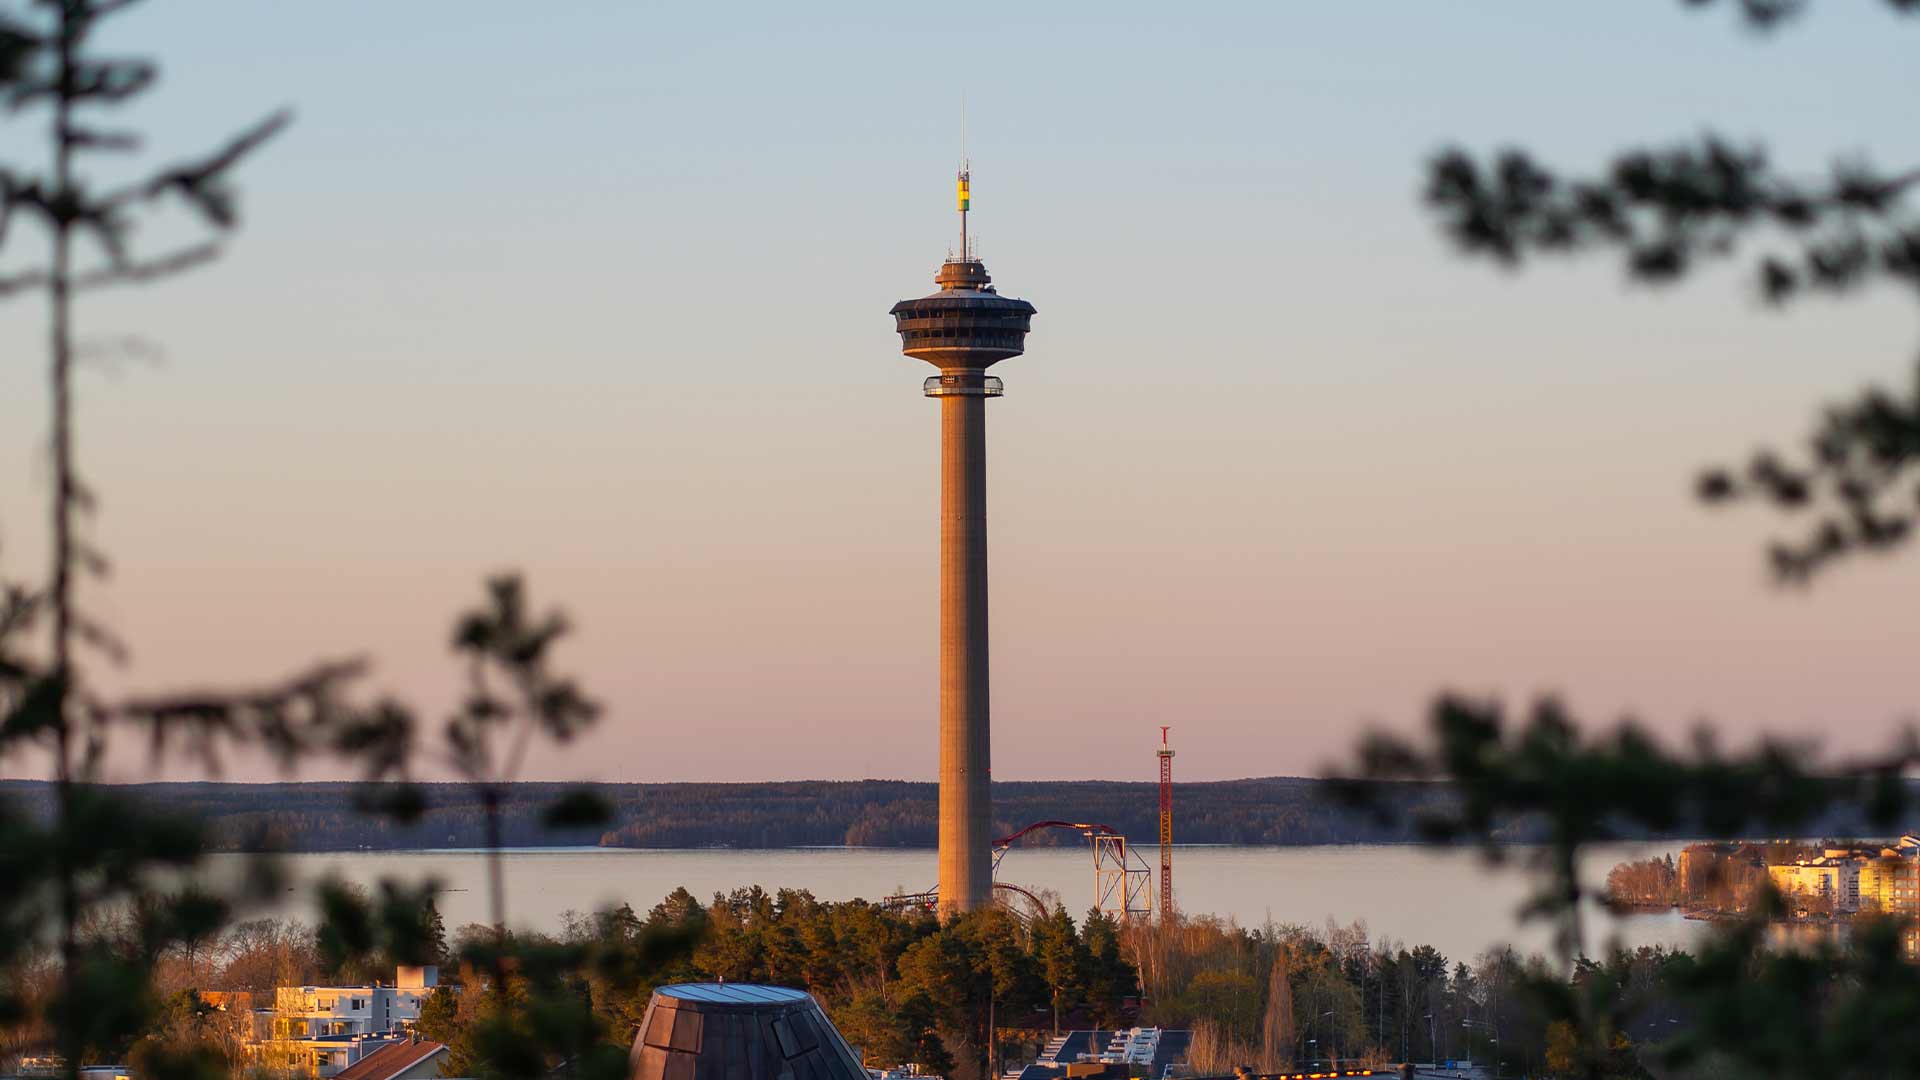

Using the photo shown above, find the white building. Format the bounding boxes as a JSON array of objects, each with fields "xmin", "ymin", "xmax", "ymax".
[
  {"xmin": 270, "ymin": 966, "xmax": 439, "ymax": 1042},
  {"xmin": 257, "ymin": 966, "xmax": 442, "ymax": 1078}
]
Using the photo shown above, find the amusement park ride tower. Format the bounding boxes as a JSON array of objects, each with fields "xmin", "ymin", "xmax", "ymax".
[
  {"xmin": 1159, "ymin": 726, "xmax": 1175, "ymax": 918},
  {"xmin": 890, "ymin": 168, "xmax": 1036, "ymax": 919}
]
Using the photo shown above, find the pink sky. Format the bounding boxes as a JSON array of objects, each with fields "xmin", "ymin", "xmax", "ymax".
[{"xmin": 2, "ymin": 3, "xmax": 1917, "ymax": 784}]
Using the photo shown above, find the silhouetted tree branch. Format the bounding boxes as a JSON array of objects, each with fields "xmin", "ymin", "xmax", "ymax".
[
  {"xmin": 0, "ymin": 3, "xmax": 291, "ymax": 1074},
  {"xmin": 1339, "ymin": 696, "xmax": 1920, "ymax": 1078},
  {"xmin": 441, "ymin": 575, "xmax": 605, "ymax": 968},
  {"xmin": 0, "ymin": 8, "xmax": 620, "ymax": 1080},
  {"xmin": 1682, "ymin": 0, "xmax": 1920, "ymax": 28},
  {"xmin": 1425, "ymin": 2, "xmax": 1920, "ymax": 582}
]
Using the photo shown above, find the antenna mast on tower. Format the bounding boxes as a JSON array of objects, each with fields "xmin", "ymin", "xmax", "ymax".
[
  {"xmin": 957, "ymin": 164, "xmax": 971, "ymax": 260},
  {"xmin": 958, "ymin": 93, "xmax": 969, "ymax": 260}
]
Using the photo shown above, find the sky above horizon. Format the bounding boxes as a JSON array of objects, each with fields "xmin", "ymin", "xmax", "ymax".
[{"xmin": 3, "ymin": 2, "xmax": 1919, "ymax": 785}]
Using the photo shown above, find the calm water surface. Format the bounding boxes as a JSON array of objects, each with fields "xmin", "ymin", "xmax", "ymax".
[{"xmin": 228, "ymin": 842, "xmax": 1707, "ymax": 963}]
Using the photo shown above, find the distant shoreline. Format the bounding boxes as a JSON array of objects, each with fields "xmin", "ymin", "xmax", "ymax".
[
  {"xmin": 221, "ymin": 838, "xmax": 1699, "ymax": 857},
  {"xmin": 4, "ymin": 775, "xmax": 1468, "ymax": 852},
  {"xmin": 10, "ymin": 778, "xmax": 1863, "ymax": 854}
]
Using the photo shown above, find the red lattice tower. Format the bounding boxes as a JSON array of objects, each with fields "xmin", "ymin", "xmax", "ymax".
[{"xmin": 1157, "ymin": 726, "xmax": 1175, "ymax": 918}]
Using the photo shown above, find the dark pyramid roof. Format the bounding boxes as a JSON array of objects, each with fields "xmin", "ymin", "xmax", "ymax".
[{"xmin": 629, "ymin": 984, "xmax": 869, "ymax": 1080}]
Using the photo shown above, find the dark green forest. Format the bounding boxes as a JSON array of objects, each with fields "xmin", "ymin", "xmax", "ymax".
[
  {"xmin": 0, "ymin": 777, "xmax": 1468, "ymax": 851},
  {"xmin": 8, "ymin": 776, "xmax": 1890, "ymax": 854}
]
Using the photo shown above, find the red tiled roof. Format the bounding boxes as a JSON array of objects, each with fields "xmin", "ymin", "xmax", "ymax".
[{"xmin": 329, "ymin": 1039, "xmax": 447, "ymax": 1080}]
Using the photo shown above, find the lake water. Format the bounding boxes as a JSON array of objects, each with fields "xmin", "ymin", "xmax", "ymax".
[{"xmin": 233, "ymin": 842, "xmax": 1708, "ymax": 964}]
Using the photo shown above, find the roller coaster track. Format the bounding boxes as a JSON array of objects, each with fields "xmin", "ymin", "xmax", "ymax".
[
  {"xmin": 994, "ymin": 820, "xmax": 1123, "ymax": 848},
  {"xmin": 883, "ymin": 820, "xmax": 1154, "ymax": 921},
  {"xmin": 878, "ymin": 881, "xmax": 1047, "ymax": 920}
]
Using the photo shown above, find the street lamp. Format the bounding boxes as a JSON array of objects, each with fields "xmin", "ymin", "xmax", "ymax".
[{"xmin": 1461, "ymin": 1018, "xmax": 1501, "ymax": 1079}]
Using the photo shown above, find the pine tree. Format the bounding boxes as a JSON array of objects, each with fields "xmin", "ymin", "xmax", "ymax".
[
  {"xmin": 1032, "ymin": 907, "xmax": 1083, "ymax": 1034},
  {"xmin": 425, "ymin": 899, "xmax": 450, "ymax": 968}
]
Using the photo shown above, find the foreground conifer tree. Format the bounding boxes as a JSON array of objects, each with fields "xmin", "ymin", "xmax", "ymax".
[
  {"xmin": 0, "ymin": 4, "xmax": 336, "ymax": 1077},
  {"xmin": 1344, "ymin": 3, "xmax": 1920, "ymax": 1077},
  {"xmin": 0, "ymin": 6, "xmax": 623, "ymax": 1078}
]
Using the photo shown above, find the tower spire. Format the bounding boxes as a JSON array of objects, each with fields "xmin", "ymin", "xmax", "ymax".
[
  {"xmin": 957, "ymin": 164, "xmax": 971, "ymax": 260},
  {"xmin": 958, "ymin": 90, "xmax": 969, "ymax": 259}
]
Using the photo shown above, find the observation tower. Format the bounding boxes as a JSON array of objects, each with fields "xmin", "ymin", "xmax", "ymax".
[{"xmin": 889, "ymin": 167, "xmax": 1036, "ymax": 918}]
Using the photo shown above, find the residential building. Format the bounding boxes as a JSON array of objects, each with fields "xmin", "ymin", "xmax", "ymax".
[
  {"xmin": 12, "ymin": 1060, "xmax": 126, "ymax": 1080},
  {"xmin": 201, "ymin": 990, "xmax": 271, "ymax": 1043},
  {"xmin": 327, "ymin": 1038, "xmax": 448, "ymax": 1080},
  {"xmin": 1859, "ymin": 855, "xmax": 1910, "ymax": 915},
  {"xmin": 270, "ymin": 966, "xmax": 439, "ymax": 1042},
  {"xmin": 251, "ymin": 966, "xmax": 443, "ymax": 1079},
  {"xmin": 1006, "ymin": 1029, "xmax": 1191, "ymax": 1080},
  {"xmin": 1768, "ymin": 858, "xmax": 1861, "ymax": 912},
  {"xmin": 1687, "ymin": 836, "xmax": 1920, "ymax": 960},
  {"xmin": 265, "ymin": 1033, "xmax": 410, "ymax": 1078}
]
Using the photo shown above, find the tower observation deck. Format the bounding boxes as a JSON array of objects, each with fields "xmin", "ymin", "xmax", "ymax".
[{"xmin": 889, "ymin": 168, "xmax": 1035, "ymax": 919}]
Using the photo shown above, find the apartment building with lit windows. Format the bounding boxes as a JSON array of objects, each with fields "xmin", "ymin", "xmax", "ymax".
[
  {"xmin": 1768, "ymin": 857, "xmax": 1861, "ymax": 912},
  {"xmin": 253, "ymin": 966, "xmax": 442, "ymax": 1078}
]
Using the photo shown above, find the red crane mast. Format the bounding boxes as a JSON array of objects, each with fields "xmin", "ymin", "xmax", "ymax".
[{"xmin": 1157, "ymin": 726, "xmax": 1175, "ymax": 919}]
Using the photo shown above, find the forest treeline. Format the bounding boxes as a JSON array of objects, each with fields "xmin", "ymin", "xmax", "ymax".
[
  {"xmin": 11, "ymin": 881, "xmax": 1672, "ymax": 1080},
  {"xmin": 6, "ymin": 777, "xmax": 1900, "ymax": 853},
  {"xmin": 0, "ymin": 778, "xmax": 1466, "ymax": 851}
]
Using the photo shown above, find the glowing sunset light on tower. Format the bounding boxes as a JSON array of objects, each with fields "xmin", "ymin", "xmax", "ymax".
[{"xmin": 889, "ymin": 166, "xmax": 1036, "ymax": 919}]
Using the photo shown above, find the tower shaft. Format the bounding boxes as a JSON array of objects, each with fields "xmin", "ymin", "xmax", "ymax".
[
  {"xmin": 891, "ymin": 171, "xmax": 1034, "ymax": 922},
  {"xmin": 938, "ymin": 390, "xmax": 993, "ymax": 918}
]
